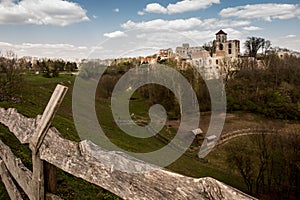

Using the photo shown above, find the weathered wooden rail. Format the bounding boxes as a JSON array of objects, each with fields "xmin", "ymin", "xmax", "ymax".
[
  {"xmin": 0, "ymin": 84, "xmax": 257, "ymax": 200},
  {"xmin": 217, "ymin": 128, "xmax": 278, "ymax": 146}
]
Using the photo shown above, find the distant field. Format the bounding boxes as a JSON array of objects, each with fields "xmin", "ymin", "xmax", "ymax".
[{"xmin": 0, "ymin": 73, "xmax": 299, "ymax": 199}]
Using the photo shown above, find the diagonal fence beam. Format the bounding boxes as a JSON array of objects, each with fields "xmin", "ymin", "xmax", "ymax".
[
  {"xmin": 29, "ymin": 84, "xmax": 68, "ymax": 200},
  {"xmin": 0, "ymin": 140, "xmax": 33, "ymax": 199},
  {"xmin": 0, "ymin": 159, "xmax": 24, "ymax": 200},
  {"xmin": 30, "ymin": 84, "xmax": 68, "ymax": 154}
]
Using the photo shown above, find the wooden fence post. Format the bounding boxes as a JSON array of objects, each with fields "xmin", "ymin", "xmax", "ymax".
[
  {"xmin": 32, "ymin": 153, "xmax": 44, "ymax": 200},
  {"xmin": 29, "ymin": 84, "xmax": 68, "ymax": 200},
  {"xmin": 45, "ymin": 163, "xmax": 57, "ymax": 194}
]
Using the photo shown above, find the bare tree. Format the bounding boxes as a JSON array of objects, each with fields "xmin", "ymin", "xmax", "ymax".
[
  {"xmin": 244, "ymin": 37, "xmax": 270, "ymax": 58},
  {"xmin": 226, "ymin": 141, "xmax": 256, "ymax": 194},
  {"xmin": 261, "ymin": 40, "xmax": 271, "ymax": 55},
  {"xmin": 220, "ymin": 57, "xmax": 240, "ymax": 84},
  {"xmin": 250, "ymin": 132, "xmax": 271, "ymax": 195},
  {"xmin": 0, "ymin": 51, "xmax": 24, "ymax": 102},
  {"xmin": 202, "ymin": 42, "xmax": 214, "ymax": 56}
]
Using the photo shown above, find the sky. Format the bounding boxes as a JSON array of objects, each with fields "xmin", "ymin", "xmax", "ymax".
[{"xmin": 0, "ymin": 0, "xmax": 299, "ymax": 60}]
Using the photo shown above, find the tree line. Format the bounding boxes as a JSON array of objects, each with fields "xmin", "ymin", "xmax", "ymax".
[
  {"xmin": 0, "ymin": 50, "xmax": 77, "ymax": 102},
  {"xmin": 33, "ymin": 58, "xmax": 77, "ymax": 78}
]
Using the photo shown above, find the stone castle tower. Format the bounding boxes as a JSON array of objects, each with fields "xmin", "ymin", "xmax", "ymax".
[{"xmin": 213, "ymin": 30, "xmax": 240, "ymax": 58}]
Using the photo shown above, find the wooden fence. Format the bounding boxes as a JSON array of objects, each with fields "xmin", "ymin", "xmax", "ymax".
[
  {"xmin": 216, "ymin": 128, "xmax": 278, "ymax": 146},
  {"xmin": 0, "ymin": 84, "xmax": 256, "ymax": 200}
]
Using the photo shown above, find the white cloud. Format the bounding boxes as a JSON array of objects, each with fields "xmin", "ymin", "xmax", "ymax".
[
  {"xmin": 114, "ymin": 8, "xmax": 120, "ymax": 13},
  {"xmin": 0, "ymin": 41, "xmax": 13, "ymax": 47},
  {"xmin": 179, "ymin": 30, "xmax": 216, "ymax": 42},
  {"xmin": 121, "ymin": 17, "xmax": 250, "ymax": 31},
  {"xmin": 220, "ymin": 4, "xmax": 300, "ymax": 21},
  {"xmin": 200, "ymin": 18, "xmax": 250, "ymax": 30},
  {"xmin": 137, "ymin": 11, "xmax": 145, "ymax": 16},
  {"xmin": 221, "ymin": 28, "xmax": 243, "ymax": 39},
  {"xmin": 122, "ymin": 18, "xmax": 202, "ymax": 31},
  {"xmin": 285, "ymin": 34, "xmax": 296, "ymax": 38},
  {"xmin": 136, "ymin": 34, "xmax": 147, "ymax": 39},
  {"xmin": 93, "ymin": 15, "xmax": 98, "ymax": 19},
  {"xmin": 144, "ymin": 3, "xmax": 167, "ymax": 14},
  {"xmin": 0, "ymin": 0, "xmax": 89, "ymax": 26},
  {"xmin": 103, "ymin": 31, "xmax": 128, "ymax": 38},
  {"xmin": 272, "ymin": 35, "xmax": 300, "ymax": 52},
  {"xmin": 141, "ymin": 0, "xmax": 220, "ymax": 15},
  {"xmin": 0, "ymin": 41, "xmax": 89, "ymax": 60},
  {"xmin": 243, "ymin": 26, "xmax": 263, "ymax": 31}
]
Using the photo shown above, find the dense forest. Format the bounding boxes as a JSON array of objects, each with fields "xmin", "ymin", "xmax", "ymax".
[{"xmin": 226, "ymin": 54, "xmax": 300, "ymax": 120}]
